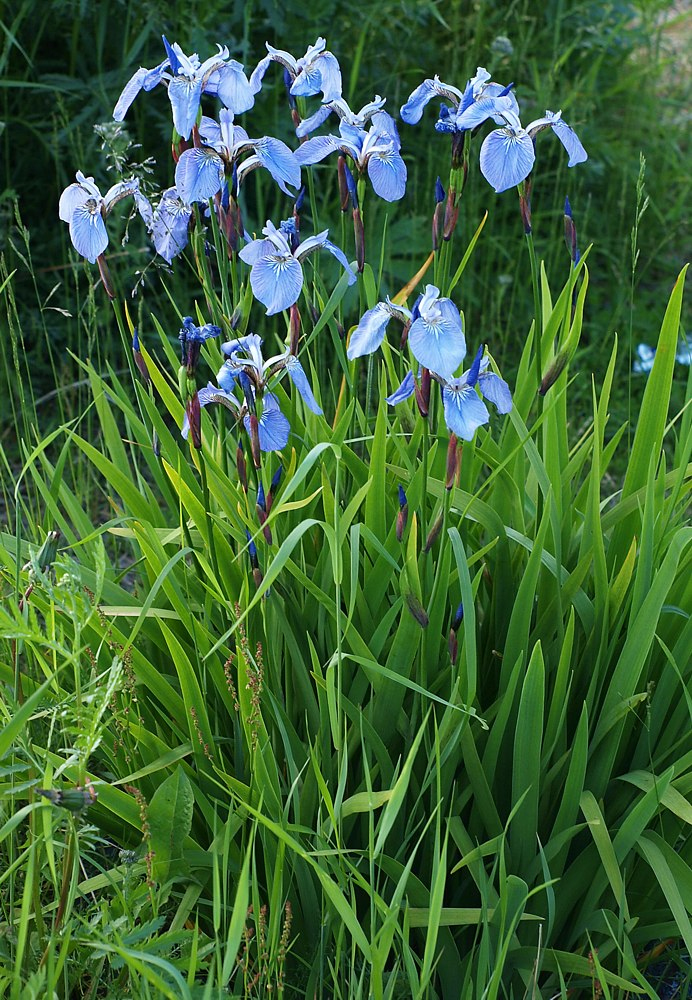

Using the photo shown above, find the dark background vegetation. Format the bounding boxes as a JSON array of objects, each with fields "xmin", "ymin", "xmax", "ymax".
[{"xmin": 1, "ymin": 0, "xmax": 690, "ymax": 459}]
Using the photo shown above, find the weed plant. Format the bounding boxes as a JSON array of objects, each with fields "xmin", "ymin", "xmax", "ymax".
[{"xmin": 1, "ymin": 7, "xmax": 691, "ymax": 1000}]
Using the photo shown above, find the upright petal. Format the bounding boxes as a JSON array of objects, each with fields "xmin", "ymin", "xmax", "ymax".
[
  {"xmin": 314, "ymin": 52, "xmax": 342, "ymax": 102},
  {"xmin": 347, "ymin": 303, "xmax": 392, "ymax": 360},
  {"xmin": 479, "ymin": 127, "xmax": 535, "ymax": 192},
  {"xmin": 286, "ymin": 357, "xmax": 323, "ymax": 414},
  {"xmin": 175, "ymin": 147, "xmax": 224, "ymax": 203},
  {"xmin": 442, "ymin": 383, "xmax": 490, "ymax": 440},
  {"xmin": 69, "ymin": 202, "xmax": 109, "ymax": 263},
  {"xmin": 167, "ymin": 75, "xmax": 204, "ymax": 138},
  {"xmin": 249, "ymin": 253, "xmax": 304, "ymax": 315}
]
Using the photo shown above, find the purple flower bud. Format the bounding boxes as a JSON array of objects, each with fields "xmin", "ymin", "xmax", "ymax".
[
  {"xmin": 405, "ymin": 592, "xmax": 429, "ymax": 628},
  {"xmin": 237, "ymin": 446, "xmax": 248, "ymax": 492},
  {"xmin": 435, "ymin": 177, "xmax": 445, "ymax": 203},
  {"xmin": 186, "ymin": 392, "xmax": 202, "ymax": 450},
  {"xmin": 132, "ymin": 330, "xmax": 150, "ymax": 384},
  {"xmin": 446, "ymin": 433, "xmax": 459, "ymax": 490},
  {"xmin": 452, "ymin": 602, "xmax": 464, "ymax": 629},
  {"xmin": 564, "ymin": 195, "xmax": 578, "ymax": 263},
  {"xmin": 396, "ymin": 484, "xmax": 408, "ymax": 542},
  {"xmin": 424, "ymin": 508, "xmax": 444, "ymax": 553}
]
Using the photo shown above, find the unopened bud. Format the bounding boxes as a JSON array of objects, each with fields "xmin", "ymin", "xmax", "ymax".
[
  {"xmin": 448, "ymin": 628, "xmax": 458, "ymax": 663},
  {"xmin": 443, "ymin": 187, "xmax": 459, "ymax": 241},
  {"xmin": 266, "ymin": 464, "xmax": 283, "ymax": 513},
  {"xmin": 96, "ymin": 253, "xmax": 115, "ymax": 299},
  {"xmin": 539, "ymin": 351, "xmax": 569, "ymax": 396},
  {"xmin": 289, "ymin": 303, "xmax": 301, "ymax": 355},
  {"xmin": 132, "ymin": 330, "xmax": 150, "ymax": 384},
  {"xmin": 396, "ymin": 484, "xmax": 408, "ymax": 542},
  {"xmin": 424, "ymin": 508, "xmax": 444, "ymax": 553},
  {"xmin": 414, "ymin": 368, "xmax": 431, "ymax": 419},
  {"xmin": 353, "ymin": 206, "xmax": 365, "ymax": 272},
  {"xmin": 446, "ymin": 433, "xmax": 459, "ymax": 490},
  {"xmin": 564, "ymin": 196, "xmax": 578, "ymax": 263},
  {"xmin": 519, "ymin": 178, "xmax": 532, "ymax": 234},
  {"xmin": 248, "ymin": 414, "xmax": 261, "ymax": 469},
  {"xmin": 186, "ymin": 393, "xmax": 202, "ymax": 450},
  {"xmin": 405, "ymin": 592, "xmax": 429, "ymax": 628},
  {"xmin": 338, "ymin": 155, "xmax": 350, "ymax": 212},
  {"xmin": 236, "ymin": 446, "xmax": 248, "ymax": 492}
]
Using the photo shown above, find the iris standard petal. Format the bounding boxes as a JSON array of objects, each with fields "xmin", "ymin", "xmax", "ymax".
[
  {"xmin": 479, "ymin": 128, "xmax": 535, "ymax": 192},
  {"xmin": 367, "ymin": 151, "xmax": 407, "ymax": 201},
  {"xmin": 314, "ymin": 52, "xmax": 342, "ymax": 102},
  {"xmin": 69, "ymin": 202, "xmax": 109, "ymax": 262},
  {"xmin": 251, "ymin": 137, "xmax": 301, "ymax": 194},
  {"xmin": 286, "ymin": 357, "xmax": 323, "ymax": 414},
  {"xmin": 213, "ymin": 61, "xmax": 255, "ymax": 113},
  {"xmin": 175, "ymin": 147, "xmax": 224, "ymax": 203},
  {"xmin": 249, "ymin": 253, "xmax": 304, "ymax": 315},
  {"xmin": 442, "ymin": 384, "xmax": 490, "ymax": 440},
  {"xmin": 454, "ymin": 93, "xmax": 516, "ymax": 131},
  {"xmin": 346, "ymin": 303, "xmax": 392, "ymax": 360},
  {"xmin": 167, "ymin": 75, "xmax": 204, "ymax": 138},
  {"xmin": 385, "ymin": 369, "xmax": 416, "ymax": 405},
  {"xmin": 478, "ymin": 372, "xmax": 513, "ymax": 412},
  {"xmin": 216, "ymin": 361, "xmax": 238, "ymax": 392}
]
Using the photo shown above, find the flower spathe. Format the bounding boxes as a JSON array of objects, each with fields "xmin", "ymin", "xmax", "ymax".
[
  {"xmin": 239, "ymin": 220, "xmax": 356, "ymax": 316},
  {"xmin": 113, "ymin": 36, "xmax": 256, "ymax": 139},
  {"xmin": 58, "ymin": 171, "xmax": 151, "ymax": 262}
]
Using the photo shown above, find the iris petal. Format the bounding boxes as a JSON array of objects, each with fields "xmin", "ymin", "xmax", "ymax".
[
  {"xmin": 442, "ymin": 384, "xmax": 490, "ymax": 440},
  {"xmin": 347, "ymin": 303, "xmax": 392, "ymax": 360},
  {"xmin": 293, "ymin": 135, "xmax": 339, "ymax": 165},
  {"xmin": 400, "ymin": 79, "xmax": 439, "ymax": 124},
  {"xmin": 249, "ymin": 254, "xmax": 304, "ymax": 315},
  {"xmin": 286, "ymin": 357, "xmax": 323, "ymax": 414},
  {"xmin": 385, "ymin": 369, "xmax": 416, "ymax": 405},
  {"xmin": 367, "ymin": 152, "xmax": 407, "ymax": 202},
  {"xmin": 407, "ymin": 298, "xmax": 465, "ymax": 378},
  {"xmin": 167, "ymin": 76, "xmax": 204, "ymax": 138},
  {"xmin": 251, "ymin": 137, "xmax": 301, "ymax": 194},
  {"xmin": 478, "ymin": 372, "xmax": 513, "ymax": 412},
  {"xmin": 69, "ymin": 202, "xmax": 109, "ymax": 262},
  {"xmin": 479, "ymin": 128, "xmax": 535, "ymax": 192},
  {"xmin": 152, "ymin": 189, "xmax": 191, "ymax": 262},
  {"xmin": 245, "ymin": 393, "xmax": 290, "ymax": 451},
  {"xmin": 213, "ymin": 61, "xmax": 255, "ymax": 113},
  {"xmin": 175, "ymin": 147, "xmax": 224, "ymax": 203}
]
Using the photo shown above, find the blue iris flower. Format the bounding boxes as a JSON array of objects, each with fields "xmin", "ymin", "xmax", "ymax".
[
  {"xmin": 347, "ymin": 284, "xmax": 465, "ymax": 378},
  {"xmin": 400, "ymin": 68, "xmax": 518, "ymax": 133},
  {"xmin": 633, "ymin": 340, "xmax": 692, "ymax": 374},
  {"xmin": 174, "ymin": 110, "xmax": 301, "ymax": 205},
  {"xmin": 59, "ymin": 171, "xmax": 152, "ymax": 262},
  {"xmin": 386, "ymin": 345, "xmax": 512, "ymax": 441},
  {"xmin": 239, "ymin": 219, "xmax": 356, "ymax": 316},
  {"xmin": 295, "ymin": 105, "xmax": 407, "ymax": 202},
  {"xmin": 113, "ymin": 35, "xmax": 256, "ymax": 139},
  {"xmin": 218, "ymin": 332, "xmax": 323, "ymax": 416},
  {"xmin": 478, "ymin": 108, "xmax": 587, "ymax": 193},
  {"xmin": 249, "ymin": 38, "xmax": 342, "ymax": 103}
]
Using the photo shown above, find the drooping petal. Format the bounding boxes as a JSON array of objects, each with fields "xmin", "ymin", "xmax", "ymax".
[
  {"xmin": 367, "ymin": 150, "xmax": 407, "ymax": 201},
  {"xmin": 211, "ymin": 61, "xmax": 255, "ymax": 113},
  {"xmin": 245, "ymin": 392, "xmax": 290, "ymax": 451},
  {"xmin": 400, "ymin": 79, "xmax": 440, "ymax": 124},
  {"xmin": 249, "ymin": 253, "xmax": 304, "ymax": 315},
  {"xmin": 479, "ymin": 127, "xmax": 535, "ymax": 192},
  {"xmin": 181, "ymin": 382, "xmax": 239, "ymax": 439},
  {"xmin": 286, "ymin": 356, "xmax": 323, "ymax": 414},
  {"xmin": 69, "ymin": 202, "xmax": 109, "ymax": 262},
  {"xmin": 198, "ymin": 115, "xmax": 223, "ymax": 147},
  {"xmin": 385, "ymin": 369, "xmax": 416, "ymax": 405},
  {"xmin": 408, "ymin": 302, "xmax": 466, "ymax": 378},
  {"xmin": 297, "ymin": 234, "xmax": 356, "ymax": 285},
  {"xmin": 216, "ymin": 361, "xmax": 238, "ymax": 392},
  {"xmin": 152, "ymin": 188, "xmax": 191, "ymax": 262},
  {"xmin": 478, "ymin": 371, "xmax": 512, "ymax": 412},
  {"xmin": 295, "ymin": 104, "xmax": 335, "ymax": 138},
  {"xmin": 347, "ymin": 303, "xmax": 392, "ymax": 360},
  {"xmin": 238, "ymin": 236, "xmax": 277, "ymax": 266},
  {"xmin": 454, "ymin": 93, "xmax": 517, "ymax": 131},
  {"xmin": 249, "ymin": 53, "xmax": 273, "ymax": 93},
  {"xmin": 293, "ymin": 135, "xmax": 340, "ymax": 165},
  {"xmin": 103, "ymin": 178, "xmax": 140, "ymax": 212},
  {"xmin": 167, "ymin": 75, "xmax": 204, "ymax": 138},
  {"xmin": 251, "ymin": 136, "xmax": 301, "ymax": 193},
  {"xmin": 550, "ymin": 116, "xmax": 588, "ymax": 167},
  {"xmin": 59, "ymin": 181, "xmax": 93, "ymax": 223},
  {"xmin": 113, "ymin": 61, "xmax": 168, "ymax": 120},
  {"xmin": 175, "ymin": 147, "xmax": 224, "ymax": 203},
  {"xmin": 442, "ymin": 383, "xmax": 490, "ymax": 440}
]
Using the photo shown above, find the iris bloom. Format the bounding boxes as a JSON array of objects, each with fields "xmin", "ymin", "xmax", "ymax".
[
  {"xmin": 181, "ymin": 333, "xmax": 322, "ymax": 449},
  {"xmin": 348, "ymin": 284, "xmax": 465, "ymax": 378},
  {"xmin": 239, "ymin": 219, "xmax": 356, "ymax": 315},
  {"xmin": 400, "ymin": 67, "xmax": 519, "ymax": 133},
  {"xmin": 295, "ymin": 108, "xmax": 407, "ymax": 202},
  {"xmin": 174, "ymin": 110, "xmax": 301, "ymax": 204},
  {"xmin": 296, "ymin": 94, "xmax": 387, "ymax": 137},
  {"xmin": 249, "ymin": 38, "xmax": 342, "ymax": 103},
  {"xmin": 478, "ymin": 108, "xmax": 587, "ymax": 193},
  {"xmin": 386, "ymin": 345, "xmax": 513, "ymax": 441},
  {"xmin": 113, "ymin": 35, "xmax": 256, "ymax": 139},
  {"xmin": 59, "ymin": 171, "xmax": 151, "ymax": 262},
  {"xmin": 633, "ymin": 341, "xmax": 692, "ymax": 374}
]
